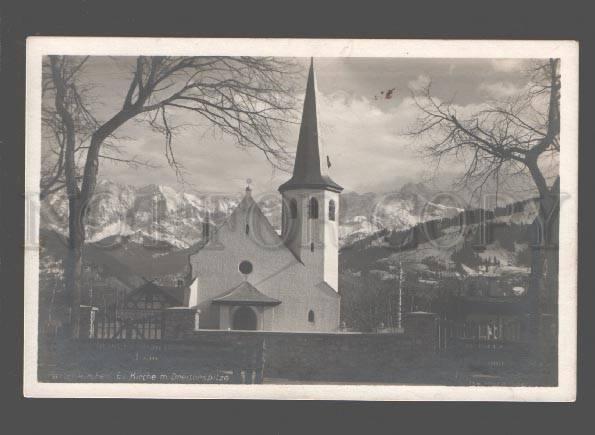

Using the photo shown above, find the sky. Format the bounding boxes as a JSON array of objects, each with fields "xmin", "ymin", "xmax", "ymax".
[{"xmin": 44, "ymin": 56, "xmax": 544, "ymax": 198}]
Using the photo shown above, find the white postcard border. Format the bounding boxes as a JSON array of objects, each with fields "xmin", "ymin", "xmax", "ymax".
[{"xmin": 24, "ymin": 37, "xmax": 578, "ymax": 401}]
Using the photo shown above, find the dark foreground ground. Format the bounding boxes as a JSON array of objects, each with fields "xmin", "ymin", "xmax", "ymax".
[{"xmin": 37, "ymin": 337, "xmax": 557, "ymax": 387}]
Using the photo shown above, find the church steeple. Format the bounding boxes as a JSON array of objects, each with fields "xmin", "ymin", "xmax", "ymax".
[
  {"xmin": 278, "ymin": 58, "xmax": 342, "ymax": 290},
  {"xmin": 279, "ymin": 58, "xmax": 343, "ymax": 193}
]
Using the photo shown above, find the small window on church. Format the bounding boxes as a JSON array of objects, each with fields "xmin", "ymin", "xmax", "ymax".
[
  {"xmin": 310, "ymin": 242, "xmax": 314, "ymax": 252},
  {"xmin": 308, "ymin": 197, "xmax": 318, "ymax": 219},
  {"xmin": 245, "ymin": 223, "xmax": 250, "ymax": 235},
  {"xmin": 239, "ymin": 260, "xmax": 253, "ymax": 275},
  {"xmin": 177, "ymin": 279, "xmax": 184, "ymax": 287},
  {"xmin": 308, "ymin": 310, "xmax": 315, "ymax": 323},
  {"xmin": 328, "ymin": 200, "xmax": 336, "ymax": 221},
  {"xmin": 290, "ymin": 199, "xmax": 298, "ymax": 219}
]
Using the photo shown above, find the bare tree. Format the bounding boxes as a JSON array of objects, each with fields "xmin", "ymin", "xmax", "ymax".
[
  {"xmin": 42, "ymin": 56, "xmax": 299, "ymax": 337},
  {"xmin": 409, "ymin": 59, "xmax": 559, "ymax": 201},
  {"xmin": 408, "ymin": 58, "xmax": 560, "ymax": 344}
]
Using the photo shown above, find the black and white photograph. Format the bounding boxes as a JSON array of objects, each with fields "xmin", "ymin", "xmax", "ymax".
[{"xmin": 23, "ymin": 38, "xmax": 578, "ymax": 400}]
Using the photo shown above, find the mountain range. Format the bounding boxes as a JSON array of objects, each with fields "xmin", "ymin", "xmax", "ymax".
[
  {"xmin": 40, "ymin": 180, "xmax": 464, "ymax": 249},
  {"xmin": 38, "ymin": 180, "xmax": 540, "ymax": 327}
]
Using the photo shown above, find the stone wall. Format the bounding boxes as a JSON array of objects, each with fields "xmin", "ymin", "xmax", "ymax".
[
  {"xmin": 177, "ymin": 325, "xmax": 438, "ymax": 382},
  {"xmin": 163, "ymin": 307, "xmax": 198, "ymax": 339},
  {"xmin": 403, "ymin": 312, "xmax": 440, "ymax": 351},
  {"xmin": 158, "ymin": 308, "xmax": 441, "ymax": 381},
  {"xmin": 76, "ymin": 305, "xmax": 441, "ymax": 382},
  {"xmin": 43, "ymin": 308, "xmax": 553, "ymax": 385}
]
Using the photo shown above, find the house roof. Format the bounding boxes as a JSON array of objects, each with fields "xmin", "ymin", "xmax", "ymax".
[
  {"xmin": 212, "ymin": 281, "xmax": 282, "ymax": 306},
  {"xmin": 83, "ymin": 243, "xmax": 143, "ymax": 289},
  {"xmin": 127, "ymin": 280, "xmax": 188, "ymax": 305},
  {"xmin": 456, "ymin": 295, "xmax": 529, "ymax": 315},
  {"xmin": 278, "ymin": 58, "xmax": 343, "ymax": 193},
  {"xmin": 92, "ymin": 236, "xmax": 191, "ymax": 282},
  {"xmin": 158, "ymin": 285, "xmax": 188, "ymax": 305}
]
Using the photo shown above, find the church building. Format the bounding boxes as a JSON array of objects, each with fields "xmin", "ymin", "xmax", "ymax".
[{"xmin": 187, "ymin": 59, "xmax": 343, "ymax": 332}]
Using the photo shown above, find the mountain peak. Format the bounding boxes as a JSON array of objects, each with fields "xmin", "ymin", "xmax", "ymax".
[{"xmin": 399, "ymin": 182, "xmax": 432, "ymax": 198}]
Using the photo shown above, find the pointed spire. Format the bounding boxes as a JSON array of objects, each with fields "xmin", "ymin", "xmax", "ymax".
[{"xmin": 279, "ymin": 58, "xmax": 343, "ymax": 193}]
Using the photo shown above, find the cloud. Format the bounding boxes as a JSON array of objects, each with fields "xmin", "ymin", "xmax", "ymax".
[
  {"xmin": 489, "ymin": 59, "xmax": 525, "ymax": 72},
  {"xmin": 408, "ymin": 74, "xmax": 431, "ymax": 92},
  {"xmin": 78, "ymin": 57, "xmax": 537, "ymax": 196},
  {"xmin": 478, "ymin": 81, "xmax": 526, "ymax": 99},
  {"xmin": 98, "ymin": 84, "xmax": 489, "ymax": 196},
  {"xmin": 317, "ymin": 91, "xmax": 431, "ymax": 192}
]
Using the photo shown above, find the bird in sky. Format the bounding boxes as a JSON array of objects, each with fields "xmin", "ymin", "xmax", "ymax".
[{"xmin": 374, "ymin": 87, "xmax": 397, "ymax": 101}]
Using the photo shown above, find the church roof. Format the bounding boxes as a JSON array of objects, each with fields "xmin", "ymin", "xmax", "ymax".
[
  {"xmin": 212, "ymin": 281, "xmax": 282, "ymax": 306},
  {"xmin": 190, "ymin": 187, "xmax": 303, "ymax": 265},
  {"xmin": 279, "ymin": 58, "xmax": 343, "ymax": 193}
]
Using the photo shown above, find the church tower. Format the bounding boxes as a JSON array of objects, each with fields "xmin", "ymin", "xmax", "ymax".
[{"xmin": 279, "ymin": 58, "xmax": 343, "ymax": 291}]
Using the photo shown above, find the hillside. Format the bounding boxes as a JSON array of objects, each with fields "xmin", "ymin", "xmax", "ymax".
[
  {"xmin": 340, "ymin": 198, "xmax": 538, "ymax": 276},
  {"xmin": 339, "ymin": 182, "xmax": 464, "ymax": 246}
]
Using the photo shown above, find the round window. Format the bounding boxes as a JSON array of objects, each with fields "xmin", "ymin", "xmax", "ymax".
[{"xmin": 239, "ymin": 260, "xmax": 253, "ymax": 275}]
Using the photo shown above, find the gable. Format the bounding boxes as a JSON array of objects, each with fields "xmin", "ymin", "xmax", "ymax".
[{"xmin": 190, "ymin": 193, "xmax": 300, "ymax": 266}]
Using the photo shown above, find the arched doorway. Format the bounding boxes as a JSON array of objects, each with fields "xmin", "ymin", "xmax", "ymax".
[{"xmin": 232, "ymin": 306, "xmax": 258, "ymax": 330}]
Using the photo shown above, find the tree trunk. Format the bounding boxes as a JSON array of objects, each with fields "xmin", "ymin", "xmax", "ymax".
[
  {"xmin": 523, "ymin": 60, "xmax": 560, "ymax": 358},
  {"xmin": 50, "ymin": 56, "xmax": 85, "ymax": 339},
  {"xmin": 64, "ymin": 105, "xmax": 138, "ymax": 338},
  {"xmin": 527, "ymin": 177, "xmax": 559, "ymax": 356},
  {"xmin": 64, "ymin": 196, "xmax": 85, "ymax": 339}
]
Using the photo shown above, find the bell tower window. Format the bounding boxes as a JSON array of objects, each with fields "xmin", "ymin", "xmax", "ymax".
[
  {"xmin": 308, "ymin": 310, "xmax": 315, "ymax": 323},
  {"xmin": 328, "ymin": 199, "xmax": 336, "ymax": 221},
  {"xmin": 308, "ymin": 197, "xmax": 319, "ymax": 219}
]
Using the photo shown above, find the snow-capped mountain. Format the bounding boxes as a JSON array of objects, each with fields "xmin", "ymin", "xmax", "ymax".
[
  {"xmin": 40, "ymin": 180, "xmax": 464, "ymax": 249},
  {"xmin": 41, "ymin": 180, "xmax": 246, "ymax": 249},
  {"xmin": 339, "ymin": 183, "xmax": 463, "ymax": 246},
  {"xmin": 340, "ymin": 196, "xmax": 540, "ymax": 278}
]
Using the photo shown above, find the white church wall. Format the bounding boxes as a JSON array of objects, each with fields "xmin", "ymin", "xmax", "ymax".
[
  {"xmin": 322, "ymin": 189, "xmax": 340, "ymax": 291},
  {"xmin": 189, "ymin": 194, "xmax": 340, "ymax": 332},
  {"xmin": 187, "ymin": 278, "xmax": 199, "ymax": 307},
  {"xmin": 280, "ymin": 188, "xmax": 340, "ymax": 292}
]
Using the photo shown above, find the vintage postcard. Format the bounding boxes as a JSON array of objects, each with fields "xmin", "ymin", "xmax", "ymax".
[{"xmin": 24, "ymin": 38, "xmax": 578, "ymax": 400}]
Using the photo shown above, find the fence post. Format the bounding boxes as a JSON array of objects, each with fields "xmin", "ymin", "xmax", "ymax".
[
  {"xmin": 79, "ymin": 305, "xmax": 99, "ymax": 339},
  {"xmin": 254, "ymin": 337, "xmax": 266, "ymax": 384}
]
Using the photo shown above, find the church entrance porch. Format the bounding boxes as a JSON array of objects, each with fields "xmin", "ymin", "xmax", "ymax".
[
  {"xmin": 216, "ymin": 304, "xmax": 277, "ymax": 331},
  {"xmin": 211, "ymin": 281, "xmax": 281, "ymax": 331},
  {"xmin": 232, "ymin": 306, "xmax": 258, "ymax": 331}
]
